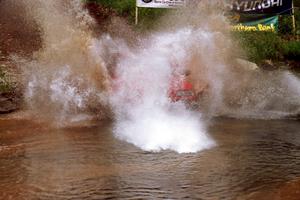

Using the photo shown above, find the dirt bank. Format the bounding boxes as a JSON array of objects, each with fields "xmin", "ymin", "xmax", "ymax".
[
  {"xmin": 0, "ymin": 0, "xmax": 42, "ymax": 113},
  {"xmin": 0, "ymin": 91, "xmax": 21, "ymax": 114},
  {"xmin": 0, "ymin": 1, "xmax": 41, "ymax": 57}
]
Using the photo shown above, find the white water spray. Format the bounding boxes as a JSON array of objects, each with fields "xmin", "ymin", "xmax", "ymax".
[{"xmin": 110, "ymin": 29, "xmax": 216, "ymax": 153}]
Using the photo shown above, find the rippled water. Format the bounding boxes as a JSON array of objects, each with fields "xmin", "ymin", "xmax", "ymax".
[{"xmin": 0, "ymin": 117, "xmax": 300, "ymax": 199}]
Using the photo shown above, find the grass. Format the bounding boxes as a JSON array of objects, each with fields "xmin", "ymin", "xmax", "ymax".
[
  {"xmin": 0, "ymin": 65, "xmax": 13, "ymax": 93},
  {"xmin": 282, "ymin": 40, "xmax": 300, "ymax": 60}
]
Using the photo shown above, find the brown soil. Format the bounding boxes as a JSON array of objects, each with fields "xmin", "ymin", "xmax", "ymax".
[
  {"xmin": 0, "ymin": 91, "xmax": 21, "ymax": 114},
  {"xmin": 0, "ymin": 1, "xmax": 42, "ymax": 58},
  {"xmin": 0, "ymin": 1, "xmax": 126, "ymax": 58},
  {"xmin": 0, "ymin": 1, "xmax": 42, "ymax": 113}
]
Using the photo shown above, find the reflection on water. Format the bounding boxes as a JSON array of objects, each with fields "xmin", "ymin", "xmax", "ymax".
[{"xmin": 0, "ymin": 117, "xmax": 300, "ymax": 199}]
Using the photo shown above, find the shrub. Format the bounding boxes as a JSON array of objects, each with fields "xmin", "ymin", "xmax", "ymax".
[
  {"xmin": 282, "ymin": 40, "xmax": 300, "ymax": 60},
  {"xmin": 232, "ymin": 32, "xmax": 283, "ymax": 63}
]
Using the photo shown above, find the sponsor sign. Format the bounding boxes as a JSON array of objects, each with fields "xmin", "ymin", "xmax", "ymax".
[
  {"xmin": 136, "ymin": 0, "xmax": 289, "ymax": 32},
  {"xmin": 137, "ymin": 0, "xmax": 292, "ymax": 15},
  {"xmin": 228, "ymin": 0, "xmax": 293, "ymax": 15},
  {"xmin": 231, "ymin": 15, "xmax": 278, "ymax": 32},
  {"xmin": 136, "ymin": 0, "xmax": 186, "ymax": 8}
]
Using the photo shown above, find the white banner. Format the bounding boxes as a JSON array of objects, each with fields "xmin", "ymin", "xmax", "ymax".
[{"xmin": 136, "ymin": 0, "xmax": 186, "ymax": 8}]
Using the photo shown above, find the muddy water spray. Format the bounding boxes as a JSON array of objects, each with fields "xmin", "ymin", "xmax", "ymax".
[
  {"xmin": 20, "ymin": 0, "xmax": 110, "ymax": 123},
  {"xmin": 12, "ymin": 0, "xmax": 300, "ymax": 152}
]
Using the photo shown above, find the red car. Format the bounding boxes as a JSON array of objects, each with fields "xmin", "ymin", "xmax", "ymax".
[
  {"xmin": 168, "ymin": 71, "xmax": 199, "ymax": 109},
  {"xmin": 110, "ymin": 69, "xmax": 200, "ymax": 109}
]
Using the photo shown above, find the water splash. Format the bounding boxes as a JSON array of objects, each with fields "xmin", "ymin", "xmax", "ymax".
[
  {"xmin": 6, "ymin": 0, "xmax": 300, "ymax": 152},
  {"xmin": 114, "ymin": 107, "xmax": 213, "ymax": 153},
  {"xmin": 219, "ymin": 70, "xmax": 300, "ymax": 119},
  {"xmin": 19, "ymin": 0, "xmax": 110, "ymax": 123},
  {"xmin": 109, "ymin": 28, "xmax": 216, "ymax": 153}
]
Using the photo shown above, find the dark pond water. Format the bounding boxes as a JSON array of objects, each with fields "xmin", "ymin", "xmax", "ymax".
[{"xmin": 0, "ymin": 117, "xmax": 300, "ymax": 199}]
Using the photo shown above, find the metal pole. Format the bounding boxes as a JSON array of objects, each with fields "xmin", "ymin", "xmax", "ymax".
[
  {"xmin": 135, "ymin": 6, "xmax": 139, "ymax": 25},
  {"xmin": 292, "ymin": 1, "xmax": 296, "ymax": 35}
]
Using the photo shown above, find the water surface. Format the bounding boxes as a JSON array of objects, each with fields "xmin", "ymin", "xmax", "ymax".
[{"xmin": 0, "ymin": 117, "xmax": 300, "ymax": 199}]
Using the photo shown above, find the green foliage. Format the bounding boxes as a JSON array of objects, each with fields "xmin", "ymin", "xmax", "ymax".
[
  {"xmin": 0, "ymin": 66, "xmax": 12, "ymax": 93},
  {"xmin": 278, "ymin": 2, "xmax": 300, "ymax": 35},
  {"xmin": 234, "ymin": 31, "xmax": 300, "ymax": 63},
  {"xmin": 278, "ymin": 15, "xmax": 294, "ymax": 35},
  {"xmin": 86, "ymin": 0, "xmax": 167, "ymax": 30},
  {"xmin": 88, "ymin": 0, "xmax": 135, "ymax": 17},
  {"xmin": 295, "ymin": 7, "xmax": 300, "ymax": 34},
  {"xmin": 282, "ymin": 41, "xmax": 300, "ymax": 60},
  {"xmin": 233, "ymin": 32, "xmax": 283, "ymax": 62},
  {"xmin": 136, "ymin": 7, "xmax": 167, "ymax": 31}
]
